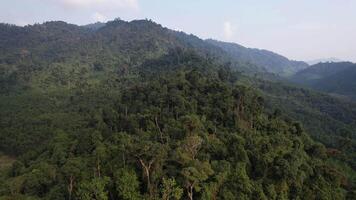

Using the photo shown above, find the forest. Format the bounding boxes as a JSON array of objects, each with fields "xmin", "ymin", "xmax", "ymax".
[{"xmin": 0, "ymin": 19, "xmax": 355, "ymax": 200}]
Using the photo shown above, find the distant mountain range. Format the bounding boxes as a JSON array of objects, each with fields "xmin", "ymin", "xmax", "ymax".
[
  {"xmin": 290, "ymin": 62, "xmax": 356, "ymax": 99},
  {"xmin": 206, "ymin": 39, "xmax": 309, "ymax": 77},
  {"xmin": 81, "ymin": 22, "xmax": 310, "ymax": 77},
  {"xmin": 307, "ymin": 58, "xmax": 343, "ymax": 65}
]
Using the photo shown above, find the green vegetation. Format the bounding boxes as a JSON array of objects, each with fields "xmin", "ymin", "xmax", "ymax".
[
  {"xmin": 0, "ymin": 19, "xmax": 355, "ymax": 199},
  {"xmin": 206, "ymin": 39, "xmax": 309, "ymax": 77},
  {"xmin": 0, "ymin": 152, "xmax": 15, "ymax": 170},
  {"xmin": 290, "ymin": 62, "xmax": 356, "ymax": 99}
]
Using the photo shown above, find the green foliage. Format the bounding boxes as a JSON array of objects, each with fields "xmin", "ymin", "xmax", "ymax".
[
  {"xmin": 0, "ymin": 20, "xmax": 353, "ymax": 200},
  {"xmin": 76, "ymin": 177, "xmax": 109, "ymax": 200},
  {"xmin": 22, "ymin": 162, "xmax": 56, "ymax": 197},
  {"xmin": 114, "ymin": 168, "xmax": 141, "ymax": 200},
  {"xmin": 161, "ymin": 178, "xmax": 183, "ymax": 200}
]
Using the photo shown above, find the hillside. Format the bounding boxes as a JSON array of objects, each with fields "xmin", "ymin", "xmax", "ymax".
[
  {"xmin": 206, "ymin": 39, "xmax": 309, "ymax": 77},
  {"xmin": 290, "ymin": 62, "xmax": 356, "ymax": 99},
  {"xmin": 0, "ymin": 19, "xmax": 355, "ymax": 199},
  {"xmin": 307, "ymin": 58, "xmax": 343, "ymax": 65}
]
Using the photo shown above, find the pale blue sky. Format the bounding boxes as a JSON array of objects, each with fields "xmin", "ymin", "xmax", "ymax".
[{"xmin": 1, "ymin": 0, "xmax": 355, "ymax": 62}]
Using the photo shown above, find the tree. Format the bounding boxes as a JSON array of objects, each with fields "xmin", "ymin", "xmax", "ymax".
[
  {"xmin": 177, "ymin": 135, "xmax": 213, "ymax": 200},
  {"xmin": 181, "ymin": 161, "xmax": 213, "ymax": 200},
  {"xmin": 114, "ymin": 168, "xmax": 141, "ymax": 200},
  {"xmin": 131, "ymin": 134, "xmax": 168, "ymax": 198},
  {"xmin": 76, "ymin": 177, "xmax": 109, "ymax": 200},
  {"xmin": 22, "ymin": 162, "xmax": 56, "ymax": 197},
  {"xmin": 161, "ymin": 177, "xmax": 183, "ymax": 200},
  {"xmin": 61, "ymin": 157, "xmax": 86, "ymax": 200},
  {"xmin": 201, "ymin": 161, "xmax": 230, "ymax": 200},
  {"xmin": 91, "ymin": 131, "xmax": 108, "ymax": 178},
  {"xmin": 222, "ymin": 163, "xmax": 252, "ymax": 199},
  {"xmin": 50, "ymin": 131, "xmax": 75, "ymax": 166}
]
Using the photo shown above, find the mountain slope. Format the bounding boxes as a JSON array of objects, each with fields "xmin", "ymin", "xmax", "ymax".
[
  {"xmin": 0, "ymin": 19, "xmax": 355, "ymax": 199},
  {"xmin": 1, "ymin": 19, "xmax": 355, "ymax": 162},
  {"xmin": 0, "ymin": 47, "xmax": 351, "ymax": 200},
  {"xmin": 206, "ymin": 39, "xmax": 309, "ymax": 76},
  {"xmin": 315, "ymin": 66, "xmax": 356, "ymax": 98},
  {"xmin": 307, "ymin": 58, "xmax": 343, "ymax": 65},
  {"xmin": 291, "ymin": 62, "xmax": 356, "ymax": 99}
]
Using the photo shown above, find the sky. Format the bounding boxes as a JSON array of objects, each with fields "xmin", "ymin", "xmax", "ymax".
[{"xmin": 1, "ymin": 0, "xmax": 356, "ymax": 62}]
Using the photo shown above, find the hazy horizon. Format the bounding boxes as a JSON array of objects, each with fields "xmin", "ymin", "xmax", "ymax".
[{"xmin": 1, "ymin": 0, "xmax": 355, "ymax": 62}]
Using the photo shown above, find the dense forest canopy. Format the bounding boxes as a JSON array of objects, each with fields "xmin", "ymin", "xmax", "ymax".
[{"xmin": 0, "ymin": 19, "xmax": 355, "ymax": 200}]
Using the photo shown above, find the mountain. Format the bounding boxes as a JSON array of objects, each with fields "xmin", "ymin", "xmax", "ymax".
[
  {"xmin": 82, "ymin": 22, "xmax": 106, "ymax": 30},
  {"xmin": 206, "ymin": 39, "xmax": 309, "ymax": 77},
  {"xmin": 0, "ymin": 19, "xmax": 355, "ymax": 199},
  {"xmin": 290, "ymin": 62, "xmax": 356, "ymax": 99},
  {"xmin": 307, "ymin": 58, "xmax": 343, "ymax": 65}
]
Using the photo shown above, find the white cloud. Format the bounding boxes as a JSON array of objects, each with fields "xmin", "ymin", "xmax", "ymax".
[
  {"xmin": 92, "ymin": 12, "xmax": 107, "ymax": 22},
  {"xmin": 223, "ymin": 21, "xmax": 235, "ymax": 40}
]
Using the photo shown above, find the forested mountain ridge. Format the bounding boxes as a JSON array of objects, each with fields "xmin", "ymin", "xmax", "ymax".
[
  {"xmin": 0, "ymin": 19, "xmax": 355, "ymax": 199},
  {"xmin": 307, "ymin": 58, "xmax": 343, "ymax": 65},
  {"xmin": 206, "ymin": 39, "xmax": 309, "ymax": 77},
  {"xmin": 290, "ymin": 62, "xmax": 356, "ymax": 99},
  {"xmin": 0, "ymin": 19, "xmax": 264, "ymax": 83}
]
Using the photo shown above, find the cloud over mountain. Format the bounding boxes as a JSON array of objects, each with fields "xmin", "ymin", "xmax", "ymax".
[{"xmin": 223, "ymin": 21, "xmax": 235, "ymax": 40}]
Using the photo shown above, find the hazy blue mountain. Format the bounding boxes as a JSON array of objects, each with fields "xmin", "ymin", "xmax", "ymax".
[
  {"xmin": 291, "ymin": 62, "xmax": 356, "ymax": 99},
  {"xmin": 307, "ymin": 58, "xmax": 343, "ymax": 65},
  {"xmin": 82, "ymin": 22, "xmax": 106, "ymax": 30},
  {"xmin": 206, "ymin": 39, "xmax": 309, "ymax": 77}
]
